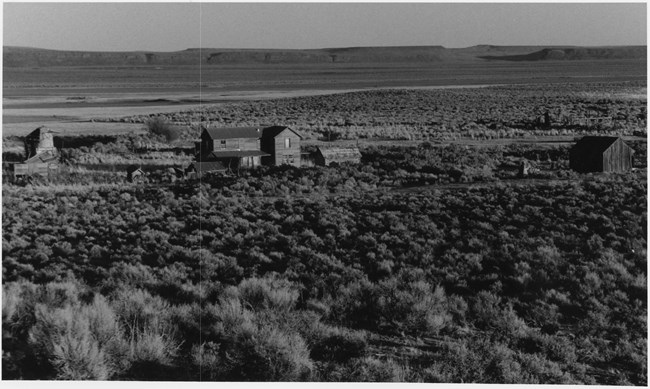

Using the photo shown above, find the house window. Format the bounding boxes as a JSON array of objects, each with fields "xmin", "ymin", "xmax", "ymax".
[
  {"xmin": 220, "ymin": 140, "xmax": 226, "ymax": 149},
  {"xmin": 285, "ymin": 138, "xmax": 291, "ymax": 148}
]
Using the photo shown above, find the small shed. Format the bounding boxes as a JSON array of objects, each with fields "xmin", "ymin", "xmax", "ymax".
[
  {"xmin": 313, "ymin": 146, "xmax": 362, "ymax": 166},
  {"xmin": 127, "ymin": 166, "xmax": 146, "ymax": 183},
  {"xmin": 569, "ymin": 136, "xmax": 634, "ymax": 173}
]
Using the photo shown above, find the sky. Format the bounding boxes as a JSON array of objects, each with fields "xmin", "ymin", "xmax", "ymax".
[{"xmin": 2, "ymin": 2, "xmax": 647, "ymax": 51}]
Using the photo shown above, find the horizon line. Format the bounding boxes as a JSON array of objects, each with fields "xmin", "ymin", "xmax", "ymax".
[{"xmin": 4, "ymin": 44, "xmax": 648, "ymax": 53}]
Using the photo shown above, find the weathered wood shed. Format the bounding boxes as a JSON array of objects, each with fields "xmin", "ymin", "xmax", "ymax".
[
  {"xmin": 13, "ymin": 150, "xmax": 59, "ymax": 178},
  {"xmin": 314, "ymin": 146, "xmax": 362, "ymax": 166},
  {"xmin": 569, "ymin": 136, "xmax": 634, "ymax": 173}
]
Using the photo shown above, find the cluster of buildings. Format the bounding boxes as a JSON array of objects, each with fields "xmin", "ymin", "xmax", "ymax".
[
  {"xmin": 9, "ymin": 125, "xmax": 637, "ymax": 183},
  {"xmin": 185, "ymin": 125, "xmax": 362, "ymax": 176}
]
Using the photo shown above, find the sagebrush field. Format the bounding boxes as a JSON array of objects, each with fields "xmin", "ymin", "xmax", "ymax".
[{"xmin": 2, "ymin": 59, "xmax": 647, "ymax": 383}]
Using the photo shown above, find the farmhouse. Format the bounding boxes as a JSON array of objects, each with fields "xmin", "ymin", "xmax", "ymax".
[
  {"xmin": 196, "ymin": 126, "xmax": 302, "ymax": 169},
  {"xmin": 569, "ymin": 136, "xmax": 634, "ymax": 173},
  {"xmin": 14, "ymin": 127, "xmax": 59, "ymax": 178},
  {"xmin": 313, "ymin": 146, "xmax": 362, "ymax": 166}
]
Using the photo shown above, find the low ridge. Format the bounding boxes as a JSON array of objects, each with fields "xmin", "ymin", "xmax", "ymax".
[{"xmin": 3, "ymin": 45, "xmax": 646, "ymax": 67}]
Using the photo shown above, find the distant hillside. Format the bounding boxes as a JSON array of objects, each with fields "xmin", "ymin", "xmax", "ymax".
[
  {"xmin": 479, "ymin": 46, "xmax": 646, "ymax": 61},
  {"xmin": 3, "ymin": 45, "xmax": 646, "ymax": 67}
]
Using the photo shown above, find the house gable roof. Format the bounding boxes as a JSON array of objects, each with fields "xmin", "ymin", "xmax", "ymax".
[
  {"xmin": 202, "ymin": 126, "xmax": 302, "ymax": 141},
  {"xmin": 261, "ymin": 126, "xmax": 303, "ymax": 140},
  {"xmin": 202, "ymin": 127, "xmax": 264, "ymax": 140}
]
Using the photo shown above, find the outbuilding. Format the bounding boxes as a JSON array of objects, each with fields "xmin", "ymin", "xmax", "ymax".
[
  {"xmin": 313, "ymin": 146, "xmax": 362, "ymax": 166},
  {"xmin": 126, "ymin": 166, "xmax": 146, "ymax": 183},
  {"xmin": 569, "ymin": 136, "xmax": 634, "ymax": 173}
]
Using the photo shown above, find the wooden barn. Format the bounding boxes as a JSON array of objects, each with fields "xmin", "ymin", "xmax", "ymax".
[
  {"xmin": 569, "ymin": 136, "xmax": 634, "ymax": 173},
  {"xmin": 197, "ymin": 125, "xmax": 302, "ymax": 168},
  {"xmin": 313, "ymin": 146, "xmax": 362, "ymax": 166}
]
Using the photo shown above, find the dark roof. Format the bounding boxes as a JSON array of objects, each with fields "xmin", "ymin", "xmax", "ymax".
[
  {"xmin": 570, "ymin": 136, "xmax": 633, "ymax": 165},
  {"xmin": 261, "ymin": 126, "xmax": 303, "ymax": 140},
  {"xmin": 126, "ymin": 166, "xmax": 145, "ymax": 175},
  {"xmin": 203, "ymin": 127, "xmax": 264, "ymax": 140},
  {"xmin": 23, "ymin": 150, "xmax": 58, "ymax": 164},
  {"xmin": 571, "ymin": 136, "xmax": 620, "ymax": 155},
  {"xmin": 207, "ymin": 150, "xmax": 270, "ymax": 159},
  {"xmin": 187, "ymin": 161, "xmax": 227, "ymax": 173}
]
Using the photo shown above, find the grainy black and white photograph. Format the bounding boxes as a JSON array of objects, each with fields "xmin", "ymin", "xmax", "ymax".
[{"xmin": 1, "ymin": 0, "xmax": 647, "ymax": 384}]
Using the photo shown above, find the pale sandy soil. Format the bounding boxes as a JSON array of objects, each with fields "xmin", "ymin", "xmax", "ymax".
[{"xmin": 2, "ymin": 85, "xmax": 501, "ymax": 137}]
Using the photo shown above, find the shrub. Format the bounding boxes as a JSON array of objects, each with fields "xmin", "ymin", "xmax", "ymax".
[
  {"xmin": 196, "ymin": 297, "xmax": 313, "ymax": 381},
  {"xmin": 110, "ymin": 288, "xmax": 172, "ymax": 337},
  {"xmin": 145, "ymin": 117, "xmax": 181, "ymax": 143},
  {"xmin": 236, "ymin": 276, "xmax": 299, "ymax": 311},
  {"xmin": 309, "ymin": 327, "xmax": 367, "ymax": 362},
  {"xmin": 28, "ymin": 303, "xmax": 113, "ymax": 379},
  {"xmin": 340, "ymin": 356, "xmax": 410, "ymax": 382},
  {"xmin": 331, "ymin": 277, "xmax": 451, "ymax": 336}
]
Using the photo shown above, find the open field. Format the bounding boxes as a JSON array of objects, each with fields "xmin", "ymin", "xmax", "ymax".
[
  {"xmin": 2, "ymin": 52, "xmax": 647, "ymax": 384},
  {"xmin": 4, "ymin": 59, "xmax": 646, "ymax": 92}
]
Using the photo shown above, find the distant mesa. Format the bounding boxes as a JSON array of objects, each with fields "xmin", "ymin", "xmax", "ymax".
[
  {"xmin": 478, "ymin": 46, "xmax": 646, "ymax": 61},
  {"xmin": 2, "ymin": 45, "xmax": 646, "ymax": 67}
]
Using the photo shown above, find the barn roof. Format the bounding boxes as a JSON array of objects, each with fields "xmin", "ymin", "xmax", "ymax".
[{"xmin": 187, "ymin": 161, "xmax": 227, "ymax": 173}]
